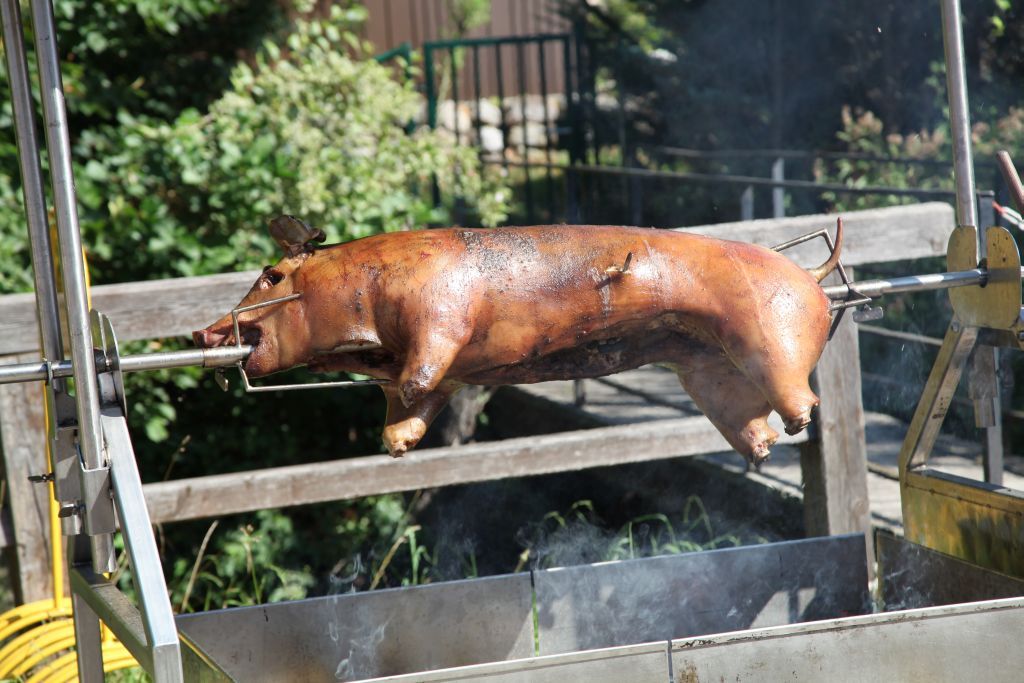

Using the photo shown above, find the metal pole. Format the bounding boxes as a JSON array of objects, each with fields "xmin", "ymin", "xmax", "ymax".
[
  {"xmin": 68, "ymin": 537, "xmax": 105, "ymax": 683},
  {"xmin": 940, "ymin": 0, "xmax": 978, "ymax": 233},
  {"xmin": 821, "ymin": 268, "xmax": 992, "ymax": 300},
  {"xmin": 28, "ymin": 0, "xmax": 103, "ymax": 475},
  {"xmin": 772, "ymin": 158, "xmax": 785, "ymax": 218},
  {"xmin": 104, "ymin": 414, "xmax": 184, "ymax": 681},
  {"xmin": 741, "ymin": 186, "xmax": 754, "ymax": 221},
  {"xmin": 0, "ymin": 345, "xmax": 253, "ymax": 385},
  {"xmin": 28, "ymin": 0, "xmax": 114, "ymax": 573},
  {"xmin": 0, "ymin": 0, "xmax": 64, "ymax": 370},
  {"xmin": 0, "ymin": 0, "xmax": 82, "ymax": 539}
]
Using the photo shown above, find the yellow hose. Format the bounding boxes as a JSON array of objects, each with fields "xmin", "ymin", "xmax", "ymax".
[{"xmin": 0, "ymin": 240, "xmax": 140, "ymax": 679}]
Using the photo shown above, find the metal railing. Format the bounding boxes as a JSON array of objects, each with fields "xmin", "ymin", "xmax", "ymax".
[{"xmin": 422, "ymin": 32, "xmax": 585, "ymax": 223}]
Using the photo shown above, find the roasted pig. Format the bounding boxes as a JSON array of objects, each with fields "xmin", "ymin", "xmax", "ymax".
[{"xmin": 194, "ymin": 216, "xmax": 842, "ymax": 464}]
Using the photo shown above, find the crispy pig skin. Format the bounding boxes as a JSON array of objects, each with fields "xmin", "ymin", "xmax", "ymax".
[{"xmin": 194, "ymin": 225, "xmax": 836, "ymax": 463}]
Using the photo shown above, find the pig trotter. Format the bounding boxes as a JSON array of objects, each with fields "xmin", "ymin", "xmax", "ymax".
[
  {"xmin": 382, "ymin": 383, "xmax": 461, "ymax": 456},
  {"xmin": 770, "ymin": 390, "xmax": 818, "ymax": 436}
]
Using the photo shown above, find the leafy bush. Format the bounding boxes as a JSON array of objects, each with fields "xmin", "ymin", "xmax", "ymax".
[
  {"xmin": 0, "ymin": 1, "xmax": 512, "ymax": 617},
  {"xmin": 72, "ymin": 7, "xmax": 507, "ymax": 286},
  {"xmin": 813, "ymin": 104, "xmax": 1024, "ymax": 211}
]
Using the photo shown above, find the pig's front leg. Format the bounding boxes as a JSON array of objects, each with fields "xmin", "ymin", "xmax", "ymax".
[
  {"xmin": 381, "ymin": 381, "xmax": 462, "ymax": 456},
  {"xmin": 397, "ymin": 327, "xmax": 471, "ymax": 408}
]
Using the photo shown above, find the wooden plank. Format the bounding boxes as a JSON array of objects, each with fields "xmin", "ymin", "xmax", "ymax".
[
  {"xmin": 142, "ymin": 416, "xmax": 793, "ymax": 524},
  {"xmin": 678, "ymin": 201, "xmax": 953, "ymax": 268},
  {"xmin": 800, "ymin": 268, "xmax": 872, "ymax": 560},
  {"xmin": 0, "ymin": 353, "xmax": 54, "ymax": 602},
  {"xmin": 0, "ymin": 270, "xmax": 259, "ymax": 356}
]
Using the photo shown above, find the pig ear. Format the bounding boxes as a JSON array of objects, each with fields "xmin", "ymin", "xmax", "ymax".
[{"xmin": 269, "ymin": 215, "xmax": 327, "ymax": 257}]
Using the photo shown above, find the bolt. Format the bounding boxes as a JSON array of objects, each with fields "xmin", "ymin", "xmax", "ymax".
[
  {"xmin": 951, "ymin": 321, "xmax": 961, "ymax": 333},
  {"xmin": 58, "ymin": 502, "xmax": 82, "ymax": 519}
]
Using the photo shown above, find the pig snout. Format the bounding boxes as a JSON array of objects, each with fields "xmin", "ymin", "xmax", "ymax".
[{"xmin": 193, "ymin": 327, "xmax": 227, "ymax": 348}]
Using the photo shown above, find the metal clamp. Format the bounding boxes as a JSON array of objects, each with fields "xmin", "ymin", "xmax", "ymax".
[
  {"xmin": 226, "ymin": 292, "xmax": 389, "ymax": 393},
  {"xmin": 772, "ymin": 225, "xmax": 876, "ymax": 336}
]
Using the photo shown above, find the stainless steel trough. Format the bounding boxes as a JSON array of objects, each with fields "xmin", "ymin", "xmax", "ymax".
[
  {"xmin": 176, "ymin": 534, "xmax": 870, "ymax": 681},
  {"xmin": 175, "ymin": 532, "xmax": 1024, "ymax": 682}
]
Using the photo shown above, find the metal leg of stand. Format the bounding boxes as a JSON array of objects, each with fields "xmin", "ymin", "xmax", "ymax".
[
  {"xmin": 28, "ymin": 0, "xmax": 115, "ymax": 573},
  {"xmin": 103, "ymin": 412, "xmax": 184, "ymax": 681},
  {"xmin": 69, "ymin": 537, "xmax": 105, "ymax": 683},
  {"xmin": 970, "ymin": 345, "xmax": 1004, "ymax": 485},
  {"xmin": 984, "ymin": 402, "xmax": 1005, "ymax": 485},
  {"xmin": 899, "ymin": 321, "xmax": 978, "ymax": 475}
]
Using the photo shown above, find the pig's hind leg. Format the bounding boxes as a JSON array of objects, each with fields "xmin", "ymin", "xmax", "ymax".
[
  {"xmin": 732, "ymin": 355, "xmax": 819, "ymax": 437},
  {"xmin": 675, "ymin": 353, "xmax": 779, "ymax": 465},
  {"xmin": 382, "ymin": 381, "xmax": 462, "ymax": 457}
]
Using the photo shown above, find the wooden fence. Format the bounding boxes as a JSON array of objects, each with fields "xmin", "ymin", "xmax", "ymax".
[{"xmin": 0, "ymin": 202, "xmax": 954, "ymax": 602}]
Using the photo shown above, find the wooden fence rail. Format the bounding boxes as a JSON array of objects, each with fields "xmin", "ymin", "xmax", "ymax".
[{"xmin": 0, "ymin": 202, "xmax": 954, "ymax": 602}]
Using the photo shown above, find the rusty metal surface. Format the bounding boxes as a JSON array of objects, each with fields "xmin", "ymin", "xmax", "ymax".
[
  {"xmin": 533, "ymin": 535, "xmax": 868, "ymax": 655},
  {"xmin": 902, "ymin": 467, "xmax": 1024, "ymax": 577},
  {"xmin": 948, "ymin": 225, "xmax": 1021, "ymax": 328},
  {"xmin": 876, "ymin": 530, "xmax": 1024, "ymax": 610}
]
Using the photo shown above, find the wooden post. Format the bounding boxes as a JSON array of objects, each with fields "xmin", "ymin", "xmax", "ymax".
[
  {"xmin": 800, "ymin": 268, "xmax": 873, "ymax": 567},
  {"xmin": 0, "ymin": 353, "xmax": 54, "ymax": 603}
]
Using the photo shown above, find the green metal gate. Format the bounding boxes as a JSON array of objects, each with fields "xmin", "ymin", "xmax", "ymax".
[{"xmin": 421, "ymin": 33, "xmax": 586, "ymax": 223}]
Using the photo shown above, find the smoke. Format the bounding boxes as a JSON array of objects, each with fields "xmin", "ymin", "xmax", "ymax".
[{"xmin": 331, "ymin": 621, "xmax": 388, "ymax": 682}]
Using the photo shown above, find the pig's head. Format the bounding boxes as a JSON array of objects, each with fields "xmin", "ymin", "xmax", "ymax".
[{"xmin": 192, "ymin": 216, "xmax": 326, "ymax": 377}]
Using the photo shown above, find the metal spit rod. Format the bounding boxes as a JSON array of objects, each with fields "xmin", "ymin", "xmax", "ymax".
[
  {"xmin": 0, "ymin": 263, "xmax": 1019, "ymax": 389},
  {"xmin": 821, "ymin": 267, "xmax": 999, "ymax": 300},
  {"xmin": 0, "ymin": 265, "xmax": 1011, "ymax": 389},
  {"xmin": 0, "ymin": 346, "xmax": 252, "ymax": 386}
]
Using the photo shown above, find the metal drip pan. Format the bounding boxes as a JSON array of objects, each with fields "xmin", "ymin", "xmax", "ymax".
[{"xmin": 177, "ymin": 534, "xmax": 870, "ymax": 681}]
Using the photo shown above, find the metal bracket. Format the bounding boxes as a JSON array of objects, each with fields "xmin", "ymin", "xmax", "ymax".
[
  {"xmin": 898, "ymin": 227, "xmax": 1024, "ymax": 576},
  {"xmin": 771, "ymin": 224, "xmax": 877, "ymax": 337}
]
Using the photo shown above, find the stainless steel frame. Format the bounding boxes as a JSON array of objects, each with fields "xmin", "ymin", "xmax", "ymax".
[
  {"xmin": 170, "ymin": 534, "xmax": 1023, "ymax": 683},
  {"xmin": 28, "ymin": 0, "xmax": 110, "ymax": 571}
]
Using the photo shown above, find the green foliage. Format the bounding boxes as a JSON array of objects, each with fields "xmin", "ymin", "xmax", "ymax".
[
  {"xmin": 812, "ymin": 106, "xmax": 953, "ymax": 212},
  {"xmin": 516, "ymin": 497, "xmax": 765, "ymax": 570},
  {"xmin": 813, "ymin": 104, "xmax": 1024, "ymax": 211},
  {"xmin": 446, "ymin": 0, "xmax": 491, "ymax": 36},
  {"xmin": 71, "ymin": 7, "xmax": 507, "ymax": 285},
  {"xmin": 170, "ymin": 510, "xmax": 316, "ymax": 610},
  {"xmin": 0, "ymin": 4, "xmax": 507, "ymax": 291}
]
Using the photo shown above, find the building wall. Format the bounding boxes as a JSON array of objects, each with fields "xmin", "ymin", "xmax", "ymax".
[{"xmin": 363, "ymin": 0, "xmax": 571, "ymax": 96}]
